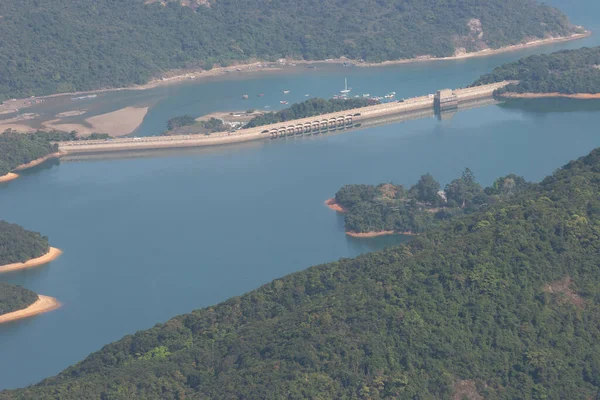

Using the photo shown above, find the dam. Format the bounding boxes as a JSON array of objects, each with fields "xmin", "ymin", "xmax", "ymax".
[{"xmin": 58, "ymin": 81, "xmax": 513, "ymax": 154}]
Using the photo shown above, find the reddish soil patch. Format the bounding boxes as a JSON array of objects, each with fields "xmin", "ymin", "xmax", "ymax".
[
  {"xmin": 325, "ymin": 198, "xmax": 347, "ymax": 213},
  {"xmin": 453, "ymin": 380, "xmax": 483, "ymax": 400},
  {"xmin": 544, "ymin": 276, "xmax": 585, "ymax": 309}
]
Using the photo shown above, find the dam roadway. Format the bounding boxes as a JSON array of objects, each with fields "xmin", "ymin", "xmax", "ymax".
[{"xmin": 58, "ymin": 81, "xmax": 513, "ymax": 154}]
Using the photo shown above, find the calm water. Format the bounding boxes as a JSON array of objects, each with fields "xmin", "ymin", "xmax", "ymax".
[{"xmin": 1, "ymin": 0, "xmax": 600, "ymax": 390}]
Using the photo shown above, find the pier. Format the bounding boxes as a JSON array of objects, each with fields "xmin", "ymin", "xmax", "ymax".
[{"xmin": 58, "ymin": 81, "xmax": 513, "ymax": 154}]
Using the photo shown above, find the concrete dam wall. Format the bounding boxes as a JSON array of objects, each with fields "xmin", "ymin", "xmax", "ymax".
[{"xmin": 58, "ymin": 81, "xmax": 513, "ymax": 154}]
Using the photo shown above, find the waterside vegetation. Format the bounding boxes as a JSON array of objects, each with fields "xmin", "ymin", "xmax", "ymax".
[
  {"xmin": 0, "ymin": 0, "xmax": 581, "ymax": 101},
  {"xmin": 5, "ymin": 147, "xmax": 600, "ymax": 398},
  {"xmin": 334, "ymin": 170, "xmax": 529, "ymax": 235},
  {"xmin": 0, "ymin": 283, "xmax": 38, "ymax": 317},
  {"xmin": 245, "ymin": 98, "xmax": 376, "ymax": 128},
  {"xmin": 473, "ymin": 46, "xmax": 600, "ymax": 95}
]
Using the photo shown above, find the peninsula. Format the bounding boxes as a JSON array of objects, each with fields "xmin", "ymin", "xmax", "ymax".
[
  {"xmin": 5, "ymin": 145, "xmax": 600, "ymax": 399},
  {"xmin": 0, "ymin": 222, "xmax": 61, "ymax": 323},
  {"xmin": 328, "ymin": 171, "xmax": 529, "ymax": 237},
  {"xmin": 0, "ymin": 294, "xmax": 61, "ymax": 325},
  {"xmin": 472, "ymin": 45, "xmax": 600, "ymax": 98}
]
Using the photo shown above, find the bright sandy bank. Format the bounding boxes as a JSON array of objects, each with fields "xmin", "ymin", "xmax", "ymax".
[
  {"xmin": 0, "ymin": 247, "xmax": 63, "ymax": 274},
  {"xmin": 500, "ymin": 92, "xmax": 600, "ymax": 99},
  {"xmin": 325, "ymin": 198, "xmax": 347, "ymax": 212},
  {"xmin": 346, "ymin": 231, "xmax": 417, "ymax": 238},
  {"xmin": 44, "ymin": 106, "xmax": 149, "ymax": 137},
  {"xmin": 0, "ymin": 295, "xmax": 61, "ymax": 324},
  {"xmin": 0, "ymin": 172, "xmax": 19, "ymax": 183},
  {"xmin": 13, "ymin": 152, "xmax": 65, "ymax": 171}
]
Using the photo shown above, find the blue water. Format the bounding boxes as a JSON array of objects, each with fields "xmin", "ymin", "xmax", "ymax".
[{"xmin": 0, "ymin": 0, "xmax": 599, "ymax": 390}]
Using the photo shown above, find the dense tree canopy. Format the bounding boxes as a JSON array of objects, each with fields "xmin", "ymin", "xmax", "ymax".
[
  {"xmin": 472, "ymin": 46, "xmax": 600, "ymax": 94},
  {"xmin": 0, "ymin": 221, "xmax": 49, "ymax": 266},
  {"xmin": 0, "ymin": 221, "xmax": 48, "ymax": 317},
  {"xmin": 0, "ymin": 283, "xmax": 38, "ymax": 317},
  {"xmin": 335, "ymin": 170, "xmax": 528, "ymax": 234},
  {"xmin": 245, "ymin": 98, "xmax": 375, "ymax": 128},
  {"xmin": 0, "ymin": 131, "xmax": 58, "ymax": 176},
  {"xmin": 5, "ymin": 147, "xmax": 600, "ymax": 398},
  {"xmin": 0, "ymin": 0, "xmax": 579, "ymax": 100}
]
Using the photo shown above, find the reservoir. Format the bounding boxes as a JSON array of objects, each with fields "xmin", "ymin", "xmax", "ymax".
[{"xmin": 1, "ymin": 0, "xmax": 599, "ymax": 390}]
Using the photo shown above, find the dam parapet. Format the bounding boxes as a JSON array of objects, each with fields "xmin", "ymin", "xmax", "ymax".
[{"xmin": 58, "ymin": 81, "xmax": 513, "ymax": 154}]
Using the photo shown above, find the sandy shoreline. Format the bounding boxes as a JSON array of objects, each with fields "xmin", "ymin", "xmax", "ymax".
[
  {"xmin": 0, "ymin": 295, "xmax": 61, "ymax": 324},
  {"xmin": 353, "ymin": 32, "xmax": 591, "ymax": 68},
  {"xmin": 0, "ymin": 247, "xmax": 63, "ymax": 274},
  {"xmin": 12, "ymin": 152, "xmax": 65, "ymax": 172},
  {"xmin": 42, "ymin": 106, "xmax": 149, "ymax": 137},
  {"xmin": 1, "ymin": 31, "xmax": 589, "ymax": 115},
  {"xmin": 500, "ymin": 92, "xmax": 600, "ymax": 99},
  {"xmin": 0, "ymin": 172, "xmax": 19, "ymax": 183},
  {"xmin": 0, "ymin": 153, "xmax": 64, "ymax": 184},
  {"xmin": 325, "ymin": 198, "xmax": 347, "ymax": 213},
  {"xmin": 346, "ymin": 230, "xmax": 416, "ymax": 238}
]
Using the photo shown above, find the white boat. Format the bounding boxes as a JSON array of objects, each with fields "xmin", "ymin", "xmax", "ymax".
[
  {"xmin": 362, "ymin": 94, "xmax": 370, "ymax": 97},
  {"xmin": 340, "ymin": 78, "xmax": 351, "ymax": 94},
  {"xmin": 283, "ymin": 90, "xmax": 290, "ymax": 94},
  {"xmin": 280, "ymin": 100, "xmax": 288, "ymax": 104}
]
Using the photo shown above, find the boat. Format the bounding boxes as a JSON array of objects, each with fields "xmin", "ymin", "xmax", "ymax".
[
  {"xmin": 283, "ymin": 90, "xmax": 290, "ymax": 94},
  {"xmin": 305, "ymin": 94, "xmax": 310, "ymax": 97},
  {"xmin": 257, "ymin": 94, "xmax": 264, "ymax": 97},
  {"xmin": 280, "ymin": 100, "xmax": 288, "ymax": 105},
  {"xmin": 384, "ymin": 92, "xmax": 395, "ymax": 99},
  {"xmin": 71, "ymin": 94, "xmax": 97, "ymax": 101},
  {"xmin": 362, "ymin": 94, "xmax": 370, "ymax": 97},
  {"xmin": 340, "ymin": 78, "xmax": 351, "ymax": 94},
  {"xmin": 242, "ymin": 94, "xmax": 249, "ymax": 99}
]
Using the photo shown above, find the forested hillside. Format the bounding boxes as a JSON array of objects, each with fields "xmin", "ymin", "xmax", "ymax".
[
  {"xmin": 0, "ymin": 0, "xmax": 579, "ymax": 100},
  {"xmin": 473, "ymin": 46, "xmax": 600, "ymax": 94},
  {"xmin": 0, "ymin": 221, "xmax": 48, "ymax": 316},
  {"xmin": 246, "ymin": 98, "xmax": 374, "ymax": 128},
  {"xmin": 6, "ymin": 148, "xmax": 600, "ymax": 398},
  {"xmin": 0, "ymin": 131, "xmax": 57, "ymax": 176},
  {"xmin": 0, "ymin": 283, "xmax": 38, "ymax": 317},
  {"xmin": 335, "ymin": 170, "xmax": 529, "ymax": 234},
  {"xmin": 0, "ymin": 221, "xmax": 49, "ymax": 265}
]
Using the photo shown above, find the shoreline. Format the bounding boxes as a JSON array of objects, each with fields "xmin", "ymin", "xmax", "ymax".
[
  {"xmin": 0, "ymin": 152, "xmax": 66, "ymax": 184},
  {"xmin": 2, "ymin": 31, "xmax": 590, "ymax": 112},
  {"xmin": 353, "ymin": 32, "xmax": 591, "ymax": 68},
  {"xmin": 0, "ymin": 172, "xmax": 19, "ymax": 183},
  {"xmin": 0, "ymin": 247, "xmax": 63, "ymax": 274},
  {"xmin": 12, "ymin": 152, "xmax": 66, "ymax": 172},
  {"xmin": 346, "ymin": 230, "xmax": 416, "ymax": 238},
  {"xmin": 499, "ymin": 92, "xmax": 600, "ymax": 99},
  {"xmin": 325, "ymin": 198, "xmax": 347, "ymax": 213},
  {"xmin": 0, "ymin": 295, "xmax": 61, "ymax": 324}
]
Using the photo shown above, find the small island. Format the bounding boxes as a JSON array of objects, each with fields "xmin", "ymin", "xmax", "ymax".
[
  {"xmin": 328, "ymin": 169, "xmax": 529, "ymax": 237},
  {"xmin": 0, "ymin": 221, "xmax": 62, "ymax": 323},
  {"xmin": 472, "ymin": 46, "xmax": 600, "ymax": 98}
]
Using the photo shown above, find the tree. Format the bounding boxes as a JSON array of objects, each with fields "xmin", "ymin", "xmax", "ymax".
[{"xmin": 410, "ymin": 173, "xmax": 441, "ymax": 205}]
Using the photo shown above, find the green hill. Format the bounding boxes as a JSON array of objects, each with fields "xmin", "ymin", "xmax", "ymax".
[
  {"xmin": 335, "ymin": 171, "xmax": 530, "ymax": 234},
  {"xmin": 0, "ymin": 220, "xmax": 49, "ymax": 266},
  {"xmin": 5, "ymin": 147, "xmax": 600, "ymax": 398},
  {"xmin": 0, "ymin": 0, "xmax": 580, "ymax": 100},
  {"xmin": 0, "ymin": 283, "xmax": 38, "ymax": 317},
  {"xmin": 472, "ymin": 46, "xmax": 600, "ymax": 94},
  {"xmin": 0, "ymin": 221, "xmax": 49, "ymax": 317}
]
